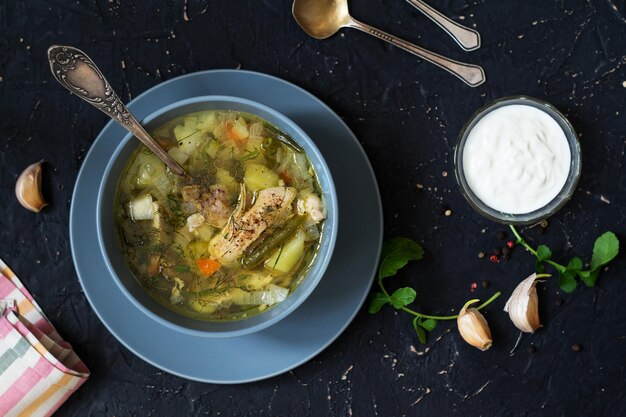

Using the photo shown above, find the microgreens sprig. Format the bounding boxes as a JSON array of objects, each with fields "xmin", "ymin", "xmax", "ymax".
[
  {"xmin": 369, "ymin": 237, "xmax": 501, "ymax": 344},
  {"xmin": 509, "ymin": 225, "xmax": 619, "ymax": 293}
]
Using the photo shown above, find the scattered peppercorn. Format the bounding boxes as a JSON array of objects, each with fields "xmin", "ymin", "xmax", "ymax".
[
  {"xmin": 496, "ymin": 231, "xmax": 507, "ymax": 240},
  {"xmin": 571, "ymin": 343, "xmax": 582, "ymax": 352},
  {"xmin": 527, "ymin": 344, "xmax": 537, "ymax": 354},
  {"xmin": 482, "ymin": 280, "xmax": 490, "ymax": 288},
  {"xmin": 502, "ymin": 253, "xmax": 511, "ymax": 261},
  {"xmin": 444, "ymin": 209, "xmax": 452, "ymax": 217},
  {"xmin": 493, "ymin": 248, "xmax": 502, "ymax": 256},
  {"xmin": 489, "ymin": 254, "xmax": 500, "ymax": 263},
  {"xmin": 501, "ymin": 247, "xmax": 511, "ymax": 256},
  {"xmin": 555, "ymin": 296, "xmax": 563, "ymax": 306},
  {"xmin": 506, "ymin": 241, "xmax": 515, "ymax": 249},
  {"xmin": 478, "ymin": 251, "xmax": 486, "ymax": 259}
]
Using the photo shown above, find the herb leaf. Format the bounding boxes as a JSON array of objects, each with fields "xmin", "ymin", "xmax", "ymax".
[
  {"xmin": 567, "ymin": 257, "xmax": 583, "ymax": 272},
  {"xmin": 558, "ymin": 257, "xmax": 583, "ymax": 292},
  {"xmin": 558, "ymin": 271, "xmax": 578, "ymax": 293},
  {"xmin": 536, "ymin": 245, "xmax": 552, "ymax": 262},
  {"xmin": 389, "ymin": 287, "xmax": 416, "ymax": 309},
  {"xmin": 420, "ymin": 318, "xmax": 437, "ymax": 331},
  {"xmin": 590, "ymin": 232, "xmax": 619, "ymax": 270},
  {"xmin": 379, "ymin": 238, "xmax": 424, "ymax": 280},
  {"xmin": 578, "ymin": 269, "xmax": 600, "ymax": 287},
  {"xmin": 412, "ymin": 317, "xmax": 426, "ymax": 344},
  {"xmin": 369, "ymin": 292, "xmax": 390, "ymax": 314}
]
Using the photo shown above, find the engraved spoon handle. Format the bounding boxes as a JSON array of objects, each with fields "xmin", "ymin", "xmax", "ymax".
[
  {"xmin": 347, "ymin": 19, "xmax": 485, "ymax": 87},
  {"xmin": 47, "ymin": 45, "xmax": 186, "ymax": 176},
  {"xmin": 406, "ymin": 0, "xmax": 481, "ymax": 51}
]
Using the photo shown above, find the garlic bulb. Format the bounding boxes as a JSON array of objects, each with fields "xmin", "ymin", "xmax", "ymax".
[
  {"xmin": 457, "ymin": 300, "xmax": 493, "ymax": 351},
  {"xmin": 504, "ymin": 273, "xmax": 541, "ymax": 333},
  {"xmin": 15, "ymin": 161, "xmax": 48, "ymax": 213}
]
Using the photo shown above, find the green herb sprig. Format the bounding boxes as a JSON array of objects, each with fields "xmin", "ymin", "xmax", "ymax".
[
  {"xmin": 510, "ymin": 225, "xmax": 619, "ymax": 293},
  {"xmin": 238, "ymin": 149, "xmax": 260, "ymax": 162},
  {"xmin": 369, "ymin": 237, "xmax": 501, "ymax": 344}
]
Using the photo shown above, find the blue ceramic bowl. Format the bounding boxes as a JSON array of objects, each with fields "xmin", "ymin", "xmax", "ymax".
[{"xmin": 97, "ymin": 96, "xmax": 338, "ymax": 338}]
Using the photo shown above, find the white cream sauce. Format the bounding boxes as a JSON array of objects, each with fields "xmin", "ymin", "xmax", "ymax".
[{"xmin": 462, "ymin": 104, "xmax": 571, "ymax": 214}]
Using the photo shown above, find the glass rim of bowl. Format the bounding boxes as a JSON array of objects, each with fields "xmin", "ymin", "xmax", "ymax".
[{"xmin": 453, "ymin": 95, "xmax": 582, "ymax": 225}]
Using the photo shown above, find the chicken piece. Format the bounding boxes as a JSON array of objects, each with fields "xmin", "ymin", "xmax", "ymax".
[
  {"xmin": 181, "ymin": 185, "xmax": 200, "ymax": 206},
  {"xmin": 201, "ymin": 185, "xmax": 231, "ymax": 228},
  {"xmin": 169, "ymin": 277, "xmax": 185, "ymax": 304},
  {"xmin": 304, "ymin": 194, "xmax": 325, "ymax": 223},
  {"xmin": 296, "ymin": 192, "xmax": 326, "ymax": 223},
  {"xmin": 186, "ymin": 213, "xmax": 205, "ymax": 233},
  {"xmin": 181, "ymin": 184, "xmax": 233, "ymax": 228},
  {"xmin": 209, "ymin": 187, "xmax": 297, "ymax": 265}
]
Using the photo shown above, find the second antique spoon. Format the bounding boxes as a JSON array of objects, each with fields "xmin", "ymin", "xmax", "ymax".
[
  {"xmin": 48, "ymin": 45, "xmax": 186, "ymax": 176},
  {"xmin": 406, "ymin": 0, "xmax": 481, "ymax": 52},
  {"xmin": 292, "ymin": 0, "xmax": 485, "ymax": 87}
]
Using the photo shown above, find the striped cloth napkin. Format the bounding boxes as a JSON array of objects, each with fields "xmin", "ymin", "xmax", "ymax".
[{"xmin": 0, "ymin": 258, "xmax": 89, "ymax": 417}]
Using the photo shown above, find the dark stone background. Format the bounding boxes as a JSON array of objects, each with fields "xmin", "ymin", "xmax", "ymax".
[{"xmin": 1, "ymin": 0, "xmax": 625, "ymax": 415}]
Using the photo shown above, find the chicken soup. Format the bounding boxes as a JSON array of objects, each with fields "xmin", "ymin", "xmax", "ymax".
[{"xmin": 114, "ymin": 110, "xmax": 326, "ymax": 321}]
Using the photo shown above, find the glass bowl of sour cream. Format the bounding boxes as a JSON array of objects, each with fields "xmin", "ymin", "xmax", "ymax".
[{"xmin": 454, "ymin": 96, "xmax": 581, "ymax": 224}]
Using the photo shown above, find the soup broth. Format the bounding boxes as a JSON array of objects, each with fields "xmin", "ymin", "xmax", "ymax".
[{"xmin": 115, "ymin": 110, "xmax": 326, "ymax": 321}]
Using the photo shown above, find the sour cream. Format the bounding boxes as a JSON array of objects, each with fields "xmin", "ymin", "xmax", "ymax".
[{"xmin": 462, "ymin": 104, "xmax": 571, "ymax": 214}]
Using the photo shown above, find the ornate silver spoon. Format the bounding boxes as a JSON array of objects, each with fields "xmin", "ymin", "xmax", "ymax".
[
  {"xmin": 47, "ymin": 45, "xmax": 186, "ymax": 176},
  {"xmin": 406, "ymin": 0, "xmax": 481, "ymax": 52}
]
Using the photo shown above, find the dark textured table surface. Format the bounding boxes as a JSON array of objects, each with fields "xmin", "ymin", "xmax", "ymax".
[{"xmin": 1, "ymin": 0, "xmax": 626, "ymax": 416}]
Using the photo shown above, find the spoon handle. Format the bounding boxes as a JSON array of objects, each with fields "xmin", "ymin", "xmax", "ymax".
[
  {"xmin": 347, "ymin": 20, "xmax": 485, "ymax": 87},
  {"xmin": 47, "ymin": 45, "xmax": 186, "ymax": 176},
  {"xmin": 406, "ymin": 0, "xmax": 480, "ymax": 51}
]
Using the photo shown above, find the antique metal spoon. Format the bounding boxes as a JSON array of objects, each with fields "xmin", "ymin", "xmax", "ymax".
[
  {"xmin": 47, "ymin": 45, "xmax": 186, "ymax": 176},
  {"xmin": 292, "ymin": 0, "xmax": 485, "ymax": 87},
  {"xmin": 406, "ymin": 0, "xmax": 480, "ymax": 52}
]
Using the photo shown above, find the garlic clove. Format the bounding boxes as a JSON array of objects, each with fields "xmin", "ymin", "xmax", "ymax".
[
  {"xmin": 457, "ymin": 299, "xmax": 493, "ymax": 351},
  {"xmin": 504, "ymin": 273, "xmax": 541, "ymax": 333},
  {"xmin": 15, "ymin": 160, "xmax": 48, "ymax": 213}
]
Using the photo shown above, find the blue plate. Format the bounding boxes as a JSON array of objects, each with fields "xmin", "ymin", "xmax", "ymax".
[{"xmin": 70, "ymin": 70, "xmax": 383, "ymax": 383}]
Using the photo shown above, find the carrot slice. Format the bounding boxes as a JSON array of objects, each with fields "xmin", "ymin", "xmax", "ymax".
[
  {"xmin": 279, "ymin": 171, "xmax": 292, "ymax": 184},
  {"xmin": 195, "ymin": 258, "xmax": 221, "ymax": 276},
  {"xmin": 146, "ymin": 255, "xmax": 161, "ymax": 277},
  {"xmin": 225, "ymin": 121, "xmax": 248, "ymax": 149}
]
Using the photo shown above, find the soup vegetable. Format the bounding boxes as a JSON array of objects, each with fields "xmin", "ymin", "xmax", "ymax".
[{"xmin": 115, "ymin": 110, "xmax": 326, "ymax": 321}]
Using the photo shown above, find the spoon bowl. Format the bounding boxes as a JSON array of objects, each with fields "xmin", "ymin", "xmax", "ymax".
[{"xmin": 292, "ymin": 0, "xmax": 350, "ymax": 39}]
